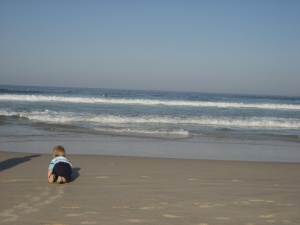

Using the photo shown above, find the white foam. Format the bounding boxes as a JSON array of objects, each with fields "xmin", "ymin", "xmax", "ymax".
[
  {"xmin": 1, "ymin": 94, "xmax": 299, "ymax": 110},
  {"xmin": 1, "ymin": 109, "xmax": 299, "ymax": 129},
  {"xmin": 94, "ymin": 128, "xmax": 190, "ymax": 136}
]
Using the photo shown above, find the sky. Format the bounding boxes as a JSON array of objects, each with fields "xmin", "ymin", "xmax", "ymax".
[{"xmin": 0, "ymin": 0, "xmax": 299, "ymax": 96}]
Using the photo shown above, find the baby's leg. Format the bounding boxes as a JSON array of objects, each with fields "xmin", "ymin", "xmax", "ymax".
[{"xmin": 53, "ymin": 162, "xmax": 72, "ymax": 183}]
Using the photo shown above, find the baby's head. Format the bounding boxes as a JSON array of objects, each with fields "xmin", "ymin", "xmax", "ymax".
[{"xmin": 53, "ymin": 145, "xmax": 66, "ymax": 157}]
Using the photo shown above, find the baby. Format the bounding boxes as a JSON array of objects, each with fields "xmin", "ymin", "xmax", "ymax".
[{"xmin": 48, "ymin": 145, "xmax": 72, "ymax": 184}]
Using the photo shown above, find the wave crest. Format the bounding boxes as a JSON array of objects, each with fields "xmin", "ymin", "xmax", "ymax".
[
  {"xmin": 1, "ymin": 109, "xmax": 299, "ymax": 129},
  {"xmin": 0, "ymin": 94, "xmax": 300, "ymax": 110}
]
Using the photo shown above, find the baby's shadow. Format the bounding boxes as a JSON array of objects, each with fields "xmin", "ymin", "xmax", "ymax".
[{"xmin": 71, "ymin": 167, "xmax": 80, "ymax": 182}]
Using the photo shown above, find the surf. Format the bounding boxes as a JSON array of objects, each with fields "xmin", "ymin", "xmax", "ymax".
[
  {"xmin": 1, "ymin": 109, "xmax": 299, "ymax": 130},
  {"xmin": 1, "ymin": 94, "xmax": 300, "ymax": 111}
]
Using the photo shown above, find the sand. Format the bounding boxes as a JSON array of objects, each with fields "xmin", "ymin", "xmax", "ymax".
[{"xmin": 0, "ymin": 150, "xmax": 300, "ymax": 225}]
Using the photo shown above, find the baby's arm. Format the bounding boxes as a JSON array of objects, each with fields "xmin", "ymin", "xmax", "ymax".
[
  {"xmin": 48, "ymin": 160, "xmax": 54, "ymax": 180},
  {"xmin": 48, "ymin": 169, "xmax": 52, "ymax": 178},
  {"xmin": 48, "ymin": 169, "xmax": 53, "ymax": 182}
]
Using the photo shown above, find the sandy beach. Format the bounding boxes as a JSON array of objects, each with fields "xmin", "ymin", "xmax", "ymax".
[{"xmin": 0, "ymin": 150, "xmax": 300, "ymax": 225}]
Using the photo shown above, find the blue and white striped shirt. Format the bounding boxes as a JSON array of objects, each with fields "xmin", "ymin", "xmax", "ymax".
[{"xmin": 48, "ymin": 156, "xmax": 72, "ymax": 170}]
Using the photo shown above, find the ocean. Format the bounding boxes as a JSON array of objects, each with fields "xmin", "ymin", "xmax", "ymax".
[{"xmin": 0, "ymin": 85, "xmax": 299, "ymax": 162}]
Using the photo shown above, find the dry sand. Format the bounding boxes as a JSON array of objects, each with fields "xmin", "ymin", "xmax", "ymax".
[{"xmin": 0, "ymin": 151, "xmax": 299, "ymax": 225}]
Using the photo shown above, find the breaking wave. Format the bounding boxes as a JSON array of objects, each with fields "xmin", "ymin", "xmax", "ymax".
[
  {"xmin": 1, "ymin": 109, "xmax": 299, "ymax": 130},
  {"xmin": 0, "ymin": 94, "xmax": 300, "ymax": 110}
]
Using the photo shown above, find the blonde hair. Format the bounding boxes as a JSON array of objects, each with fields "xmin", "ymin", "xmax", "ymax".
[{"xmin": 53, "ymin": 145, "xmax": 66, "ymax": 157}]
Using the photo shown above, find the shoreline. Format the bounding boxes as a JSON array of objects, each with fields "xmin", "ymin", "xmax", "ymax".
[
  {"xmin": 1, "ymin": 150, "xmax": 300, "ymax": 224},
  {"xmin": 1, "ymin": 135, "xmax": 300, "ymax": 162}
]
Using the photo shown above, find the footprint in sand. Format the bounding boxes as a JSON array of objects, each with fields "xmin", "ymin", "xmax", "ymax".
[
  {"xmin": 141, "ymin": 176, "xmax": 154, "ymax": 179},
  {"xmin": 62, "ymin": 206, "xmax": 80, "ymax": 209},
  {"xmin": 139, "ymin": 206, "xmax": 156, "ymax": 210},
  {"xmin": 260, "ymin": 214, "xmax": 275, "ymax": 219},
  {"xmin": 216, "ymin": 217, "xmax": 230, "ymax": 220},
  {"xmin": 128, "ymin": 219, "xmax": 145, "ymax": 223},
  {"xmin": 80, "ymin": 221, "xmax": 97, "ymax": 224},
  {"xmin": 163, "ymin": 214, "xmax": 181, "ymax": 218},
  {"xmin": 0, "ymin": 209, "xmax": 18, "ymax": 223},
  {"xmin": 195, "ymin": 202, "xmax": 209, "ymax": 206},
  {"xmin": 240, "ymin": 201, "xmax": 250, "ymax": 204},
  {"xmin": 42, "ymin": 223, "xmax": 69, "ymax": 225},
  {"xmin": 112, "ymin": 206, "xmax": 131, "ymax": 209},
  {"xmin": 95, "ymin": 176, "xmax": 108, "ymax": 179},
  {"xmin": 0, "ymin": 186, "xmax": 63, "ymax": 223},
  {"xmin": 66, "ymin": 213, "xmax": 83, "ymax": 217},
  {"xmin": 232, "ymin": 179, "xmax": 244, "ymax": 182},
  {"xmin": 198, "ymin": 205, "xmax": 214, "ymax": 208},
  {"xmin": 31, "ymin": 197, "xmax": 41, "ymax": 202},
  {"xmin": 195, "ymin": 202, "xmax": 225, "ymax": 208},
  {"xmin": 250, "ymin": 199, "xmax": 265, "ymax": 202},
  {"xmin": 2, "ymin": 178, "xmax": 38, "ymax": 183},
  {"xmin": 188, "ymin": 178, "xmax": 198, "ymax": 181},
  {"xmin": 249, "ymin": 199, "xmax": 276, "ymax": 204},
  {"xmin": 84, "ymin": 211, "xmax": 98, "ymax": 215}
]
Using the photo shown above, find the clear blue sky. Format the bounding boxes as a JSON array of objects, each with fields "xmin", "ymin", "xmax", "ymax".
[{"xmin": 0, "ymin": 0, "xmax": 299, "ymax": 96}]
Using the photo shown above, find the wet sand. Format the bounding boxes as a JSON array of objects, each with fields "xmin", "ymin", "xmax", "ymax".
[{"xmin": 0, "ymin": 151, "xmax": 300, "ymax": 225}]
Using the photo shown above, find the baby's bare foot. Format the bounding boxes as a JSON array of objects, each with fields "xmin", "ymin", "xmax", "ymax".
[{"xmin": 57, "ymin": 176, "xmax": 66, "ymax": 184}]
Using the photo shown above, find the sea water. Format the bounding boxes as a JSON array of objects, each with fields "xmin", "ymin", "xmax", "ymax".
[{"xmin": 0, "ymin": 85, "xmax": 299, "ymax": 161}]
